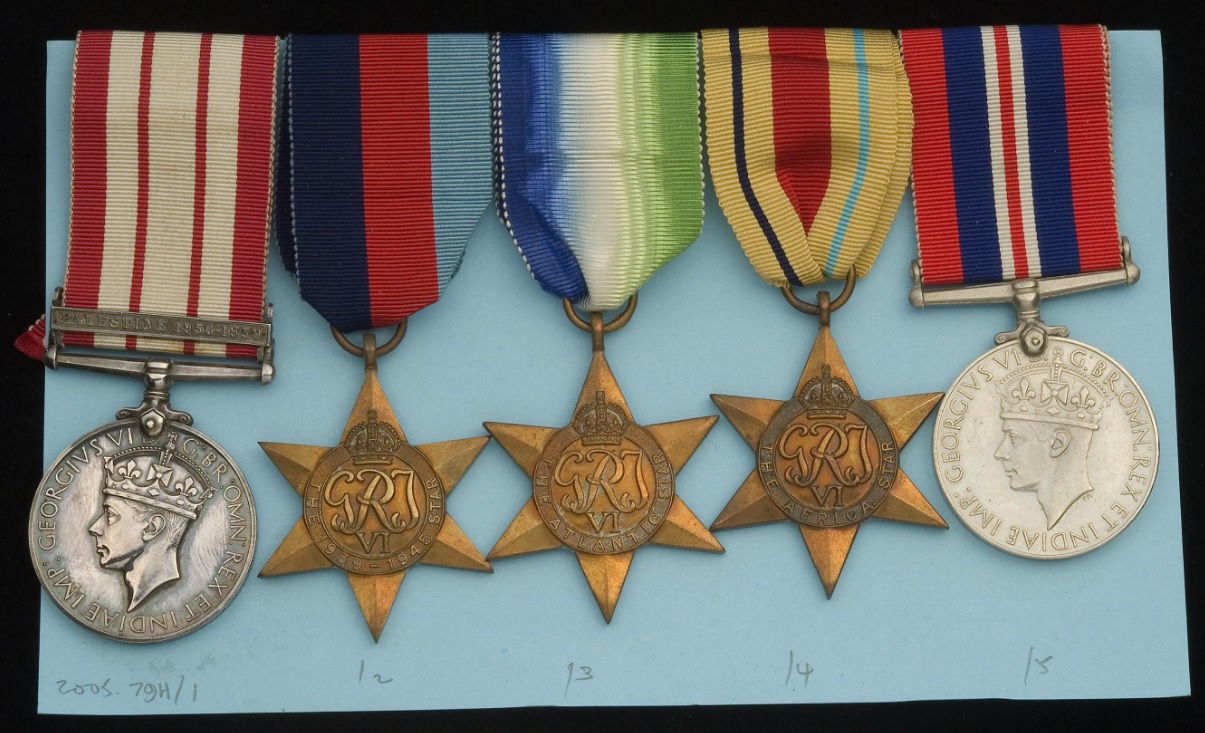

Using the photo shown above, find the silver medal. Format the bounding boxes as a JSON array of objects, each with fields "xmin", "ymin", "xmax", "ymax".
[
  {"xmin": 933, "ymin": 336, "xmax": 1156, "ymax": 558},
  {"xmin": 913, "ymin": 246, "xmax": 1159, "ymax": 558},
  {"xmin": 30, "ymin": 359, "xmax": 257, "ymax": 642}
]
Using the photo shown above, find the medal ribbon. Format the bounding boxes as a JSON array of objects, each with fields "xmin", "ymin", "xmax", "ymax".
[
  {"xmin": 59, "ymin": 31, "xmax": 277, "ymax": 359},
  {"xmin": 701, "ymin": 28, "xmax": 912, "ymax": 287},
  {"xmin": 277, "ymin": 34, "xmax": 492, "ymax": 332},
  {"xmin": 491, "ymin": 33, "xmax": 704, "ymax": 311},
  {"xmin": 900, "ymin": 25, "xmax": 1120, "ymax": 286}
]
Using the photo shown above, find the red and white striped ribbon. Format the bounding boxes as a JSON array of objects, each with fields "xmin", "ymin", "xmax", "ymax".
[{"xmin": 61, "ymin": 31, "xmax": 277, "ymax": 358}]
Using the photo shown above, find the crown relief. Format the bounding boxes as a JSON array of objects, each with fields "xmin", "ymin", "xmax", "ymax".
[
  {"xmin": 572, "ymin": 391, "xmax": 629, "ymax": 446},
  {"xmin": 344, "ymin": 410, "xmax": 403, "ymax": 465},
  {"xmin": 998, "ymin": 347, "xmax": 1107, "ymax": 430},
  {"xmin": 799, "ymin": 366, "xmax": 855, "ymax": 418},
  {"xmin": 102, "ymin": 454, "xmax": 215, "ymax": 520}
]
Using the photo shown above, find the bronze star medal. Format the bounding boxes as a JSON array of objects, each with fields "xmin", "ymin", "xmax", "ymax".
[
  {"xmin": 711, "ymin": 286, "xmax": 947, "ymax": 597},
  {"xmin": 259, "ymin": 333, "xmax": 490, "ymax": 640},
  {"xmin": 485, "ymin": 305, "xmax": 722, "ymax": 621}
]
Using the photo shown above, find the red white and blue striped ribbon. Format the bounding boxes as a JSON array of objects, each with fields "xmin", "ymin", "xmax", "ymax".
[
  {"xmin": 276, "ymin": 34, "xmax": 492, "ymax": 333},
  {"xmin": 901, "ymin": 25, "xmax": 1120, "ymax": 286},
  {"xmin": 58, "ymin": 31, "xmax": 278, "ymax": 358}
]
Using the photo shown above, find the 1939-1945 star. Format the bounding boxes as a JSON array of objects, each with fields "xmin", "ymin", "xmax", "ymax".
[{"xmin": 259, "ymin": 361, "xmax": 491, "ymax": 641}]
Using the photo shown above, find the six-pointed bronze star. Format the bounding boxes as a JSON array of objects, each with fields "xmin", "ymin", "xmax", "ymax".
[
  {"xmin": 710, "ymin": 323, "xmax": 946, "ymax": 597},
  {"xmin": 485, "ymin": 349, "xmax": 722, "ymax": 622},
  {"xmin": 259, "ymin": 365, "xmax": 491, "ymax": 641}
]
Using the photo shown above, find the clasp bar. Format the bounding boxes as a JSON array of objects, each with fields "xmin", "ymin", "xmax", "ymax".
[
  {"xmin": 908, "ymin": 238, "xmax": 1140, "ymax": 357},
  {"xmin": 44, "ymin": 288, "xmax": 274, "ymax": 383}
]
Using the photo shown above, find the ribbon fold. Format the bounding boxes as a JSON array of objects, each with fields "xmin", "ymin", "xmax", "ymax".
[
  {"xmin": 492, "ymin": 33, "xmax": 704, "ymax": 310},
  {"xmin": 277, "ymin": 34, "xmax": 492, "ymax": 332},
  {"xmin": 701, "ymin": 27, "xmax": 912, "ymax": 287}
]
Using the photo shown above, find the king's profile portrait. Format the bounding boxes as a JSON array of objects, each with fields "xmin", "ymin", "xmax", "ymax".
[
  {"xmin": 88, "ymin": 453, "xmax": 215, "ymax": 611},
  {"xmin": 994, "ymin": 352, "xmax": 1106, "ymax": 529}
]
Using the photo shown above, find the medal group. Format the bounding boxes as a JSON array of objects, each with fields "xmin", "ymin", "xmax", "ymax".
[{"xmin": 25, "ymin": 25, "xmax": 1159, "ymax": 647}]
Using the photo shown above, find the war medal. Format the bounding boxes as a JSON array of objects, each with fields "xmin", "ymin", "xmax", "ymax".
[
  {"xmin": 701, "ymin": 28, "xmax": 946, "ymax": 597},
  {"xmin": 487, "ymin": 33, "xmax": 722, "ymax": 622},
  {"xmin": 25, "ymin": 32, "xmax": 277, "ymax": 641},
  {"xmin": 900, "ymin": 26, "xmax": 1157, "ymax": 558},
  {"xmin": 258, "ymin": 35, "xmax": 494, "ymax": 640}
]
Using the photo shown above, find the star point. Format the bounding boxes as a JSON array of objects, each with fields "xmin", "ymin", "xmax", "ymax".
[
  {"xmin": 487, "ymin": 350, "xmax": 721, "ymax": 621},
  {"xmin": 259, "ymin": 367, "xmax": 491, "ymax": 641},
  {"xmin": 712, "ymin": 325, "xmax": 945, "ymax": 596}
]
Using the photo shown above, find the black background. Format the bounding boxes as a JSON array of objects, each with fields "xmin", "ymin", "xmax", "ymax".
[{"xmin": 2, "ymin": 1, "xmax": 1201, "ymax": 730}]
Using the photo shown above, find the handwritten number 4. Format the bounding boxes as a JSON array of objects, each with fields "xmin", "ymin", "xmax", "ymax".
[{"xmin": 785, "ymin": 651, "xmax": 813, "ymax": 688}]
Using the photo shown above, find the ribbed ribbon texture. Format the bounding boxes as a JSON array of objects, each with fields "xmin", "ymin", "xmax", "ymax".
[
  {"xmin": 277, "ymin": 34, "xmax": 492, "ymax": 332},
  {"xmin": 701, "ymin": 28, "xmax": 912, "ymax": 287},
  {"xmin": 492, "ymin": 33, "xmax": 704, "ymax": 310},
  {"xmin": 901, "ymin": 25, "xmax": 1120, "ymax": 286},
  {"xmin": 61, "ymin": 31, "xmax": 277, "ymax": 358}
]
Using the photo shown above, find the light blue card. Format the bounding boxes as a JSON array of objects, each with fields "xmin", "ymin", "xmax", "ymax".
[{"xmin": 39, "ymin": 32, "xmax": 1186, "ymax": 714}]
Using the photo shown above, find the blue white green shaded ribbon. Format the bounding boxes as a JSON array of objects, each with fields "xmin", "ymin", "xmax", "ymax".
[{"xmin": 491, "ymin": 33, "xmax": 704, "ymax": 310}]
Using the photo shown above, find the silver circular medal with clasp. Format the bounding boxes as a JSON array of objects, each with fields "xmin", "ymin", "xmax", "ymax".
[{"xmin": 933, "ymin": 336, "xmax": 1157, "ymax": 559}]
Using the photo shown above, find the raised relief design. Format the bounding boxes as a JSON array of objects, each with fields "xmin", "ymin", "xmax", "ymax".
[
  {"xmin": 534, "ymin": 392, "xmax": 674, "ymax": 554},
  {"xmin": 89, "ymin": 437, "xmax": 217, "ymax": 611},
  {"xmin": 760, "ymin": 366, "xmax": 898, "ymax": 528},
  {"xmin": 30, "ymin": 421, "xmax": 256, "ymax": 643},
  {"xmin": 712, "ymin": 323, "xmax": 946, "ymax": 597},
  {"xmin": 259, "ymin": 362, "xmax": 490, "ymax": 642},
  {"xmin": 934, "ymin": 337, "xmax": 1158, "ymax": 559},
  {"xmin": 486, "ymin": 348, "xmax": 721, "ymax": 622},
  {"xmin": 995, "ymin": 348, "xmax": 1107, "ymax": 529},
  {"xmin": 305, "ymin": 411, "xmax": 446, "ymax": 573}
]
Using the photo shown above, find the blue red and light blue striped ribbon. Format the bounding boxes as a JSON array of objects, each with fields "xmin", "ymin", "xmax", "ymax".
[
  {"xmin": 901, "ymin": 25, "xmax": 1120, "ymax": 286},
  {"xmin": 491, "ymin": 33, "xmax": 704, "ymax": 311},
  {"xmin": 277, "ymin": 34, "xmax": 492, "ymax": 332}
]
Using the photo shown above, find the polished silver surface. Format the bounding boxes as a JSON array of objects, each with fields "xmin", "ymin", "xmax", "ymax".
[
  {"xmin": 933, "ymin": 336, "xmax": 1157, "ymax": 559},
  {"xmin": 29, "ymin": 374, "xmax": 256, "ymax": 642}
]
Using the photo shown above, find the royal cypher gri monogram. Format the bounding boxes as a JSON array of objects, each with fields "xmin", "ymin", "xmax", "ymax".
[
  {"xmin": 759, "ymin": 366, "xmax": 900, "ymax": 528},
  {"xmin": 305, "ymin": 411, "xmax": 447, "ymax": 573},
  {"xmin": 533, "ymin": 391, "xmax": 675, "ymax": 554}
]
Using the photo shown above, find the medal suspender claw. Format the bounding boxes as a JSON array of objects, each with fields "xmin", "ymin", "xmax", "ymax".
[
  {"xmin": 258, "ymin": 34, "xmax": 494, "ymax": 642},
  {"xmin": 702, "ymin": 27, "xmax": 947, "ymax": 599},
  {"xmin": 27, "ymin": 31, "xmax": 277, "ymax": 642},
  {"xmin": 486, "ymin": 33, "xmax": 723, "ymax": 623},
  {"xmin": 900, "ymin": 25, "xmax": 1157, "ymax": 559}
]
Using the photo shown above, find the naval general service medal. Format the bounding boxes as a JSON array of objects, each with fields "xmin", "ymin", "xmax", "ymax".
[
  {"xmin": 258, "ymin": 34, "xmax": 494, "ymax": 641},
  {"xmin": 487, "ymin": 33, "xmax": 721, "ymax": 622},
  {"xmin": 25, "ymin": 32, "xmax": 277, "ymax": 641},
  {"xmin": 900, "ymin": 25, "xmax": 1157, "ymax": 559},
  {"xmin": 701, "ymin": 27, "xmax": 946, "ymax": 597}
]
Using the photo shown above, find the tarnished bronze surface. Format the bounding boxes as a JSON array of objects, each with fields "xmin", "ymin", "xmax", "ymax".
[
  {"xmin": 259, "ymin": 330, "xmax": 490, "ymax": 641},
  {"xmin": 485, "ymin": 303, "xmax": 721, "ymax": 622},
  {"xmin": 711, "ymin": 289, "xmax": 946, "ymax": 598}
]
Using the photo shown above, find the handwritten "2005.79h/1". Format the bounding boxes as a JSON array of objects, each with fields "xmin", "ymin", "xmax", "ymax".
[{"xmin": 54, "ymin": 675, "xmax": 198, "ymax": 705}]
